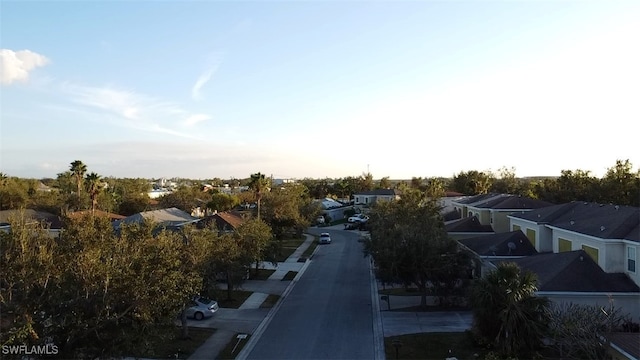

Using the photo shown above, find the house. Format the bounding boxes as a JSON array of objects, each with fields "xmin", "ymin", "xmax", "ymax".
[
  {"xmin": 353, "ymin": 189, "xmax": 401, "ymax": 208},
  {"xmin": 465, "ymin": 195, "xmax": 554, "ymax": 233},
  {"xmin": 492, "ymin": 250, "xmax": 640, "ymax": 322},
  {"xmin": 445, "ymin": 215, "xmax": 494, "ymax": 241},
  {"xmin": 0, "ymin": 209, "xmax": 63, "ymax": 237},
  {"xmin": 457, "ymin": 230, "xmax": 538, "ymax": 278},
  {"xmin": 115, "ymin": 207, "xmax": 200, "ymax": 230},
  {"xmin": 197, "ymin": 211, "xmax": 245, "ymax": 233},
  {"xmin": 508, "ymin": 202, "xmax": 640, "ymax": 287},
  {"xmin": 66, "ymin": 210, "xmax": 126, "ymax": 221},
  {"xmin": 450, "ymin": 193, "xmax": 504, "ymax": 219}
]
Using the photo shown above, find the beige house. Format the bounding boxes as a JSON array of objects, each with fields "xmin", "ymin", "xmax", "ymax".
[
  {"xmin": 452, "ymin": 193, "xmax": 553, "ymax": 233},
  {"xmin": 353, "ymin": 189, "xmax": 401, "ymax": 208},
  {"xmin": 508, "ymin": 202, "xmax": 640, "ymax": 288}
]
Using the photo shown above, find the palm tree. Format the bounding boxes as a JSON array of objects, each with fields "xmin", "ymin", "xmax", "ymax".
[
  {"xmin": 471, "ymin": 262, "xmax": 550, "ymax": 357},
  {"xmin": 85, "ymin": 172, "xmax": 102, "ymax": 212},
  {"xmin": 70, "ymin": 160, "xmax": 87, "ymax": 195},
  {"xmin": 249, "ymin": 172, "xmax": 269, "ymax": 219}
]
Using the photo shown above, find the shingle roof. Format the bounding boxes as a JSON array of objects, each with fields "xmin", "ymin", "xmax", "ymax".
[
  {"xmin": 494, "ymin": 250, "xmax": 640, "ymax": 293},
  {"xmin": 197, "ymin": 211, "xmax": 245, "ymax": 231},
  {"xmin": 119, "ymin": 207, "xmax": 199, "ymax": 227},
  {"xmin": 67, "ymin": 210, "xmax": 126, "ymax": 220},
  {"xmin": 471, "ymin": 195, "xmax": 554, "ymax": 210},
  {"xmin": 354, "ymin": 189, "xmax": 401, "ymax": 196},
  {"xmin": 608, "ymin": 332, "xmax": 640, "ymax": 360},
  {"xmin": 445, "ymin": 215, "xmax": 494, "ymax": 233},
  {"xmin": 442, "ymin": 209, "xmax": 462, "ymax": 222},
  {"xmin": 452, "ymin": 193, "xmax": 502, "ymax": 205},
  {"xmin": 458, "ymin": 230, "xmax": 538, "ymax": 256},
  {"xmin": 0, "ymin": 209, "xmax": 63, "ymax": 229},
  {"xmin": 509, "ymin": 202, "xmax": 640, "ymax": 242}
]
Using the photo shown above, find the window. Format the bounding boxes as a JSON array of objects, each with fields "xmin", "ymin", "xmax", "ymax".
[
  {"xmin": 526, "ymin": 229, "xmax": 536, "ymax": 247},
  {"xmin": 628, "ymin": 246, "xmax": 636, "ymax": 273},
  {"xmin": 582, "ymin": 245, "xmax": 599, "ymax": 264},
  {"xmin": 513, "ymin": 224, "xmax": 521, "ymax": 232},
  {"xmin": 558, "ymin": 238, "xmax": 572, "ymax": 252}
]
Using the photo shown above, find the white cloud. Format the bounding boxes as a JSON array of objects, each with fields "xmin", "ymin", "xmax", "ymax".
[
  {"xmin": 184, "ymin": 114, "xmax": 211, "ymax": 126},
  {"xmin": 191, "ymin": 53, "xmax": 224, "ymax": 101},
  {"xmin": 0, "ymin": 49, "xmax": 50, "ymax": 85},
  {"xmin": 58, "ymin": 82, "xmax": 211, "ymax": 139}
]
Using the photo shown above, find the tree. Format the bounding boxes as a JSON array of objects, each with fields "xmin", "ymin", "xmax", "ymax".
[
  {"xmin": 490, "ymin": 166, "xmax": 520, "ymax": 195},
  {"xmin": 359, "ymin": 172, "xmax": 374, "ymax": 192},
  {"xmin": 236, "ymin": 218, "xmax": 274, "ymax": 275},
  {"xmin": 471, "ymin": 262, "xmax": 551, "ymax": 357},
  {"xmin": 451, "ymin": 170, "xmax": 493, "ymax": 195},
  {"xmin": 0, "ymin": 211, "xmax": 208, "ymax": 358},
  {"xmin": 364, "ymin": 187, "xmax": 465, "ymax": 307},
  {"xmin": 85, "ymin": 172, "xmax": 102, "ymax": 212},
  {"xmin": 261, "ymin": 183, "xmax": 312, "ymax": 240},
  {"xmin": 207, "ymin": 193, "xmax": 240, "ymax": 213},
  {"xmin": 378, "ymin": 176, "xmax": 392, "ymax": 189},
  {"xmin": 249, "ymin": 173, "xmax": 270, "ymax": 219},
  {"xmin": 599, "ymin": 159, "xmax": 640, "ymax": 206},
  {"xmin": 547, "ymin": 301, "xmax": 627, "ymax": 360},
  {"xmin": 158, "ymin": 184, "xmax": 202, "ymax": 213},
  {"xmin": 69, "ymin": 160, "xmax": 87, "ymax": 195}
]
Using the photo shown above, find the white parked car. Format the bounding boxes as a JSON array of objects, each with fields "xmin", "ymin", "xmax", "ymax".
[
  {"xmin": 318, "ymin": 232, "xmax": 332, "ymax": 244},
  {"xmin": 348, "ymin": 214, "xmax": 369, "ymax": 223},
  {"xmin": 185, "ymin": 296, "xmax": 219, "ymax": 320}
]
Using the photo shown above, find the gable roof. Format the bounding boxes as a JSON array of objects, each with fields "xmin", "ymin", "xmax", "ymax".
[
  {"xmin": 354, "ymin": 189, "xmax": 401, "ymax": 196},
  {"xmin": 198, "ymin": 211, "xmax": 245, "ymax": 231},
  {"xmin": 66, "ymin": 210, "xmax": 126, "ymax": 221},
  {"xmin": 509, "ymin": 202, "xmax": 640, "ymax": 242},
  {"xmin": 458, "ymin": 230, "xmax": 538, "ymax": 257},
  {"xmin": 608, "ymin": 332, "xmax": 640, "ymax": 360},
  {"xmin": 442, "ymin": 209, "xmax": 462, "ymax": 222},
  {"xmin": 494, "ymin": 250, "xmax": 640, "ymax": 293},
  {"xmin": 0, "ymin": 209, "xmax": 63, "ymax": 229},
  {"xmin": 452, "ymin": 193, "xmax": 503, "ymax": 205},
  {"xmin": 445, "ymin": 215, "xmax": 494, "ymax": 233},
  {"xmin": 471, "ymin": 195, "xmax": 554, "ymax": 210},
  {"xmin": 118, "ymin": 207, "xmax": 200, "ymax": 227}
]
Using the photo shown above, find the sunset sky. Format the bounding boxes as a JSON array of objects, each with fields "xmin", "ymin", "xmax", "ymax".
[{"xmin": 1, "ymin": 1, "xmax": 638, "ymax": 180}]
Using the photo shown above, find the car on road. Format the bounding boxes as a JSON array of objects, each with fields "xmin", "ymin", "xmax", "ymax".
[
  {"xmin": 318, "ymin": 232, "xmax": 332, "ymax": 244},
  {"xmin": 185, "ymin": 296, "xmax": 219, "ymax": 320},
  {"xmin": 348, "ymin": 214, "xmax": 369, "ymax": 223}
]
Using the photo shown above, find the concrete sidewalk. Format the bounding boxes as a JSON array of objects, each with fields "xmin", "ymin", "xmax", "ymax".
[{"xmin": 187, "ymin": 234, "xmax": 316, "ymax": 360}]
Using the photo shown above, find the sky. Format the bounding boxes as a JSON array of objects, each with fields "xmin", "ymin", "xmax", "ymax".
[{"xmin": 1, "ymin": 0, "xmax": 638, "ymax": 180}]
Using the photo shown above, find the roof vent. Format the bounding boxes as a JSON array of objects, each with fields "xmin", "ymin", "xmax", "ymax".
[
  {"xmin": 580, "ymin": 256, "xmax": 584, "ymax": 261},
  {"xmin": 600, "ymin": 226, "xmax": 606, "ymax": 231},
  {"xmin": 537, "ymin": 214, "xmax": 541, "ymax": 218},
  {"xmin": 570, "ymin": 220, "xmax": 575, "ymax": 225},
  {"xmin": 614, "ymin": 205, "xmax": 619, "ymax": 210}
]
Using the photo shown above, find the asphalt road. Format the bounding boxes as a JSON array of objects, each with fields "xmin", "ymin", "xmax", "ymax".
[{"xmin": 245, "ymin": 228, "xmax": 376, "ymax": 360}]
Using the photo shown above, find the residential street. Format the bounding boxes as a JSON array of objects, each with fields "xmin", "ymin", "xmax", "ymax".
[{"xmin": 242, "ymin": 229, "xmax": 378, "ymax": 360}]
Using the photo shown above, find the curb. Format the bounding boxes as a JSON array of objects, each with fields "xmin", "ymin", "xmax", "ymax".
[
  {"xmin": 235, "ymin": 234, "xmax": 318, "ymax": 360},
  {"xmin": 369, "ymin": 258, "xmax": 385, "ymax": 360}
]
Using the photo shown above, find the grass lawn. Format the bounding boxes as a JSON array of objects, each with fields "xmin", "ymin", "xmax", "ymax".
[
  {"xmin": 249, "ymin": 268, "xmax": 276, "ymax": 280},
  {"xmin": 276, "ymin": 237, "xmax": 306, "ymax": 262},
  {"xmin": 214, "ymin": 289, "xmax": 254, "ymax": 309},
  {"xmin": 126, "ymin": 326, "xmax": 215, "ymax": 359},
  {"xmin": 379, "ymin": 287, "xmax": 422, "ymax": 296},
  {"xmin": 260, "ymin": 294, "xmax": 280, "ymax": 308},
  {"xmin": 301, "ymin": 237, "xmax": 318, "ymax": 258},
  {"xmin": 217, "ymin": 332, "xmax": 252, "ymax": 360},
  {"xmin": 281, "ymin": 271, "xmax": 298, "ymax": 281},
  {"xmin": 384, "ymin": 332, "xmax": 489, "ymax": 360}
]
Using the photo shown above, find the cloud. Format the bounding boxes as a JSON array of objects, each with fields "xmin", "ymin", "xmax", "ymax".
[
  {"xmin": 0, "ymin": 49, "xmax": 50, "ymax": 85},
  {"xmin": 58, "ymin": 82, "xmax": 210, "ymax": 139},
  {"xmin": 191, "ymin": 53, "xmax": 224, "ymax": 101},
  {"xmin": 184, "ymin": 114, "xmax": 211, "ymax": 126}
]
